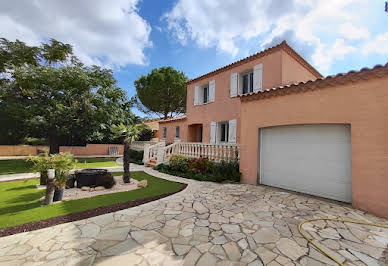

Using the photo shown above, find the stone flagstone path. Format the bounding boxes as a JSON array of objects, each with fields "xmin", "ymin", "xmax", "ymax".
[{"xmin": 0, "ymin": 166, "xmax": 387, "ymax": 266}]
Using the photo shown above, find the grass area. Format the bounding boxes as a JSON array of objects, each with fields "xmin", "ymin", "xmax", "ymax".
[
  {"xmin": 0, "ymin": 157, "xmax": 120, "ymax": 175},
  {"xmin": 0, "ymin": 171, "xmax": 183, "ymax": 229}
]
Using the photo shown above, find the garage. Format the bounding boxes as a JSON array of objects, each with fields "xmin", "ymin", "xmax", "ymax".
[{"xmin": 259, "ymin": 124, "xmax": 352, "ymax": 202}]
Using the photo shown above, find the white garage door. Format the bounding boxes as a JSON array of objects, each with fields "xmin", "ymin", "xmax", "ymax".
[{"xmin": 260, "ymin": 124, "xmax": 351, "ymax": 202}]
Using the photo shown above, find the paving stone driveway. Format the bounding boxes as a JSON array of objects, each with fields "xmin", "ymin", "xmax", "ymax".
[{"xmin": 0, "ymin": 166, "xmax": 387, "ymax": 266}]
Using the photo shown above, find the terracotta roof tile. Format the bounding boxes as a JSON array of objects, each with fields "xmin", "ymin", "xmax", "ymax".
[
  {"xmin": 186, "ymin": 41, "xmax": 322, "ymax": 85},
  {"xmin": 240, "ymin": 62, "xmax": 388, "ymax": 102},
  {"xmin": 158, "ymin": 115, "xmax": 187, "ymax": 123}
]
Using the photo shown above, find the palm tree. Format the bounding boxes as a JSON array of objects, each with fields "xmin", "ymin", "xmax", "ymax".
[{"xmin": 111, "ymin": 123, "xmax": 143, "ymax": 183}]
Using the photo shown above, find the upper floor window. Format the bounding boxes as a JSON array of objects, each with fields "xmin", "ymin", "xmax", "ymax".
[
  {"xmin": 230, "ymin": 64, "xmax": 263, "ymax": 97},
  {"xmin": 194, "ymin": 80, "xmax": 215, "ymax": 105},
  {"xmin": 242, "ymin": 71, "xmax": 254, "ymax": 94},
  {"xmin": 175, "ymin": 126, "xmax": 180, "ymax": 138},
  {"xmin": 202, "ymin": 85, "xmax": 209, "ymax": 104},
  {"xmin": 163, "ymin": 127, "xmax": 167, "ymax": 139}
]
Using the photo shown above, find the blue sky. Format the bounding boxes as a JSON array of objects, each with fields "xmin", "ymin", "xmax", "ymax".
[{"xmin": 1, "ymin": 0, "xmax": 388, "ymax": 117}]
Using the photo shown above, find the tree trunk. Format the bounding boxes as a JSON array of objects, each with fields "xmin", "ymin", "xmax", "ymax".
[
  {"xmin": 48, "ymin": 131, "xmax": 60, "ymax": 154},
  {"xmin": 123, "ymin": 140, "xmax": 130, "ymax": 183},
  {"xmin": 44, "ymin": 179, "xmax": 55, "ymax": 205}
]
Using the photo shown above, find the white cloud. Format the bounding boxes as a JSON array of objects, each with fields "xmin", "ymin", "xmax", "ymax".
[
  {"xmin": 363, "ymin": 32, "xmax": 388, "ymax": 55},
  {"xmin": 339, "ymin": 22, "xmax": 369, "ymax": 40},
  {"xmin": 163, "ymin": 0, "xmax": 370, "ymax": 73},
  {"xmin": 0, "ymin": 0, "xmax": 152, "ymax": 68},
  {"xmin": 312, "ymin": 39, "xmax": 356, "ymax": 72}
]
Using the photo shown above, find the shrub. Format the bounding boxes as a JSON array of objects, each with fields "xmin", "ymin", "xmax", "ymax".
[
  {"xmin": 213, "ymin": 160, "xmax": 241, "ymax": 182},
  {"xmin": 28, "ymin": 152, "xmax": 52, "ymax": 185},
  {"xmin": 188, "ymin": 157, "xmax": 213, "ymax": 174},
  {"xmin": 155, "ymin": 157, "xmax": 241, "ymax": 183},
  {"xmin": 169, "ymin": 154, "xmax": 189, "ymax": 172},
  {"xmin": 51, "ymin": 153, "xmax": 77, "ymax": 189},
  {"xmin": 129, "ymin": 149, "xmax": 143, "ymax": 164},
  {"xmin": 96, "ymin": 173, "xmax": 116, "ymax": 189}
]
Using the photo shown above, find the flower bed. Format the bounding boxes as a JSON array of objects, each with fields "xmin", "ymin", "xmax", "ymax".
[{"xmin": 155, "ymin": 154, "xmax": 241, "ymax": 183}]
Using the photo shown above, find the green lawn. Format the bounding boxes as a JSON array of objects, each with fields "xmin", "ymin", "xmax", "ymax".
[
  {"xmin": 0, "ymin": 157, "xmax": 120, "ymax": 175},
  {"xmin": 0, "ymin": 171, "xmax": 183, "ymax": 229}
]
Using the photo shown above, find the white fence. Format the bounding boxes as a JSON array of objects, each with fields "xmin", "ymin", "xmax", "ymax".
[{"xmin": 143, "ymin": 141, "xmax": 240, "ymax": 165}]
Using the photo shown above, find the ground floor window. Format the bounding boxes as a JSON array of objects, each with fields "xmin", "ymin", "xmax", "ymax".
[
  {"xmin": 163, "ymin": 127, "xmax": 167, "ymax": 139},
  {"xmin": 175, "ymin": 126, "xmax": 180, "ymax": 138},
  {"xmin": 219, "ymin": 122, "xmax": 229, "ymax": 142}
]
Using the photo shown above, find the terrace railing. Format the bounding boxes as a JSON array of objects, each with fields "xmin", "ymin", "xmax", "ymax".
[{"xmin": 143, "ymin": 141, "xmax": 240, "ymax": 165}]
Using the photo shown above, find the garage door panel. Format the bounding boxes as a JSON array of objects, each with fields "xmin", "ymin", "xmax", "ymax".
[{"xmin": 260, "ymin": 124, "xmax": 351, "ymax": 202}]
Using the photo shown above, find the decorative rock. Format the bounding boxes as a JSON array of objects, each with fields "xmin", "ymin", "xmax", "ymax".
[
  {"xmin": 252, "ymin": 228, "xmax": 280, "ymax": 244},
  {"xmin": 222, "ymin": 241, "xmax": 241, "ymax": 261},
  {"xmin": 137, "ymin": 180, "xmax": 148, "ymax": 188},
  {"xmin": 221, "ymin": 224, "xmax": 240, "ymax": 234},
  {"xmin": 94, "ymin": 186, "xmax": 105, "ymax": 191},
  {"xmin": 81, "ymin": 186, "xmax": 90, "ymax": 191}
]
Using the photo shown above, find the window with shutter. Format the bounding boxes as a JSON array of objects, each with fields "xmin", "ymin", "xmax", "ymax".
[
  {"xmin": 210, "ymin": 122, "xmax": 216, "ymax": 143},
  {"xmin": 209, "ymin": 80, "xmax": 215, "ymax": 102},
  {"xmin": 253, "ymin": 64, "xmax": 263, "ymax": 92},
  {"xmin": 230, "ymin": 73, "xmax": 238, "ymax": 97},
  {"xmin": 194, "ymin": 86, "xmax": 199, "ymax": 105},
  {"xmin": 228, "ymin": 119, "xmax": 237, "ymax": 143}
]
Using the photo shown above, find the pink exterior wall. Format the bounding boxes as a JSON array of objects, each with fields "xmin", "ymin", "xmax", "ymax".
[
  {"xmin": 59, "ymin": 144, "xmax": 123, "ymax": 156},
  {"xmin": 281, "ymin": 50, "xmax": 318, "ymax": 85},
  {"xmin": 239, "ymin": 76, "xmax": 388, "ymax": 219},
  {"xmin": 159, "ymin": 119, "xmax": 187, "ymax": 144},
  {"xmin": 185, "ymin": 50, "xmax": 284, "ymax": 143}
]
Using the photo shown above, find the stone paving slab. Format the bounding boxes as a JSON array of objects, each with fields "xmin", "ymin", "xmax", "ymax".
[{"xmin": 0, "ymin": 165, "xmax": 387, "ymax": 265}]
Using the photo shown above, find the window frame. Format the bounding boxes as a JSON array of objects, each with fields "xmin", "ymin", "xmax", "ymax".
[
  {"xmin": 240, "ymin": 69, "xmax": 254, "ymax": 95},
  {"xmin": 175, "ymin": 126, "xmax": 180, "ymax": 139},
  {"xmin": 218, "ymin": 121, "xmax": 229, "ymax": 143},
  {"xmin": 163, "ymin": 127, "xmax": 167, "ymax": 139},
  {"xmin": 202, "ymin": 84, "xmax": 209, "ymax": 104}
]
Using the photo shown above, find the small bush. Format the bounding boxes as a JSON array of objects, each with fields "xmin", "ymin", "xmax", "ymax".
[
  {"xmin": 169, "ymin": 154, "xmax": 189, "ymax": 172},
  {"xmin": 188, "ymin": 157, "xmax": 213, "ymax": 174},
  {"xmin": 96, "ymin": 173, "xmax": 116, "ymax": 189},
  {"xmin": 129, "ymin": 149, "xmax": 143, "ymax": 164},
  {"xmin": 155, "ymin": 157, "xmax": 240, "ymax": 183}
]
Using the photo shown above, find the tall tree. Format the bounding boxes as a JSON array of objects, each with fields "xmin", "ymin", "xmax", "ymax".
[
  {"xmin": 134, "ymin": 67, "xmax": 187, "ymax": 119},
  {"xmin": 0, "ymin": 38, "xmax": 136, "ymax": 153},
  {"xmin": 111, "ymin": 123, "xmax": 143, "ymax": 183}
]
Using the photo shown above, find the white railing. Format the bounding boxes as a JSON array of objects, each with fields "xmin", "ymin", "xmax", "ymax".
[
  {"xmin": 144, "ymin": 141, "xmax": 240, "ymax": 165},
  {"xmin": 177, "ymin": 142, "xmax": 240, "ymax": 162},
  {"xmin": 131, "ymin": 141, "xmax": 159, "ymax": 151},
  {"xmin": 143, "ymin": 142, "xmax": 165, "ymax": 164}
]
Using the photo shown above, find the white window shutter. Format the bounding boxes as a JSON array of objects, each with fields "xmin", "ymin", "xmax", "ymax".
[
  {"xmin": 209, "ymin": 80, "xmax": 215, "ymax": 102},
  {"xmin": 210, "ymin": 122, "xmax": 216, "ymax": 143},
  {"xmin": 253, "ymin": 64, "xmax": 263, "ymax": 92},
  {"xmin": 228, "ymin": 119, "xmax": 237, "ymax": 143},
  {"xmin": 230, "ymin": 73, "xmax": 238, "ymax": 97},
  {"xmin": 194, "ymin": 86, "xmax": 199, "ymax": 105}
]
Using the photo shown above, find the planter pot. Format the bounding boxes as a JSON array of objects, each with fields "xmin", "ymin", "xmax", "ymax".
[{"xmin": 53, "ymin": 189, "xmax": 64, "ymax": 202}]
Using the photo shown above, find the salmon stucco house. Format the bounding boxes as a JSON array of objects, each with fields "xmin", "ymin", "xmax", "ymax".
[{"xmin": 146, "ymin": 41, "xmax": 388, "ymax": 219}]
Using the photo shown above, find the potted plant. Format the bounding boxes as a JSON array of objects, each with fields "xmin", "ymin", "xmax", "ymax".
[
  {"xmin": 28, "ymin": 152, "xmax": 53, "ymax": 185},
  {"xmin": 51, "ymin": 153, "xmax": 76, "ymax": 202}
]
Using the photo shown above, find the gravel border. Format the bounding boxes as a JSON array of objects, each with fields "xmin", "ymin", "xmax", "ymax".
[{"xmin": 0, "ymin": 182, "xmax": 187, "ymax": 237}]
